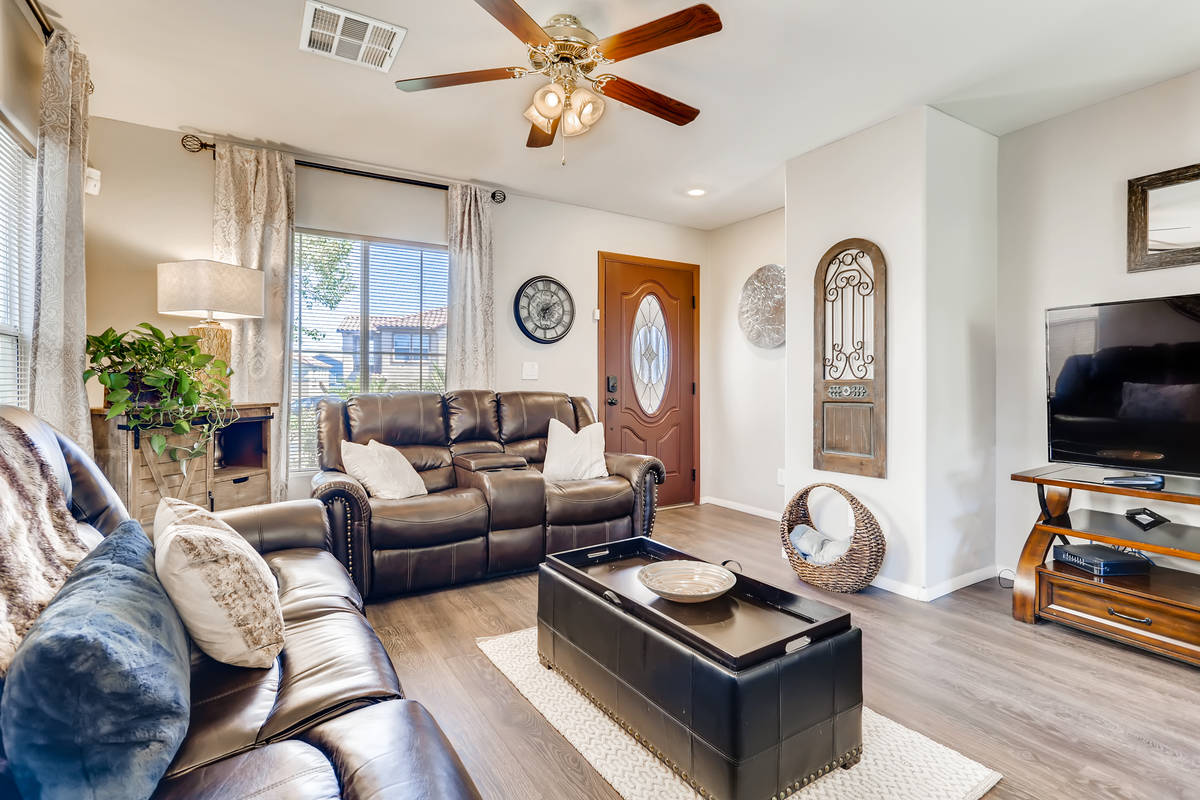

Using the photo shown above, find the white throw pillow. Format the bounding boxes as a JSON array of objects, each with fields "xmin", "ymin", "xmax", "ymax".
[
  {"xmin": 339, "ymin": 439, "xmax": 427, "ymax": 500},
  {"xmin": 367, "ymin": 440, "xmax": 428, "ymax": 499},
  {"xmin": 152, "ymin": 498, "xmax": 285, "ymax": 668},
  {"xmin": 542, "ymin": 419, "xmax": 608, "ymax": 481}
]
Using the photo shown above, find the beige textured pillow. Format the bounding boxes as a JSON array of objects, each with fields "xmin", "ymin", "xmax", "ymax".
[{"xmin": 152, "ymin": 498, "xmax": 284, "ymax": 668}]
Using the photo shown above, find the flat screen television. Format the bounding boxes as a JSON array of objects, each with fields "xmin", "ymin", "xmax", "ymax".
[{"xmin": 1047, "ymin": 294, "xmax": 1200, "ymax": 477}]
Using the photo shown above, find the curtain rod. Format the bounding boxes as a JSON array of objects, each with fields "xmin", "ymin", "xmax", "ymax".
[
  {"xmin": 24, "ymin": 0, "xmax": 52, "ymax": 40},
  {"xmin": 179, "ymin": 134, "xmax": 450, "ymax": 191}
]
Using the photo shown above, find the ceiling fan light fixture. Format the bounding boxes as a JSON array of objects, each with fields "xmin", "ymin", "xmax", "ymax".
[
  {"xmin": 532, "ymin": 81, "xmax": 566, "ymax": 119},
  {"xmin": 523, "ymin": 104, "xmax": 555, "ymax": 135},
  {"xmin": 571, "ymin": 86, "xmax": 605, "ymax": 126},
  {"xmin": 562, "ymin": 105, "xmax": 589, "ymax": 137}
]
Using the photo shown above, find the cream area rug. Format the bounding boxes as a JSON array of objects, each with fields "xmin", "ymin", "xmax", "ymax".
[{"xmin": 477, "ymin": 628, "xmax": 1001, "ymax": 800}]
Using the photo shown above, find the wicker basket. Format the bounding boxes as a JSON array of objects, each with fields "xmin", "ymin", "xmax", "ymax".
[{"xmin": 780, "ymin": 483, "xmax": 885, "ymax": 593}]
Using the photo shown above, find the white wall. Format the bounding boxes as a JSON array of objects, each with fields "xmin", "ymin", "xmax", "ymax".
[
  {"xmin": 492, "ymin": 196, "xmax": 706, "ymax": 411},
  {"xmin": 996, "ymin": 69, "xmax": 1200, "ymax": 574},
  {"xmin": 784, "ymin": 108, "xmax": 999, "ymax": 599},
  {"xmin": 699, "ymin": 208, "xmax": 787, "ymax": 518},
  {"xmin": 924, "ymin": 109, "xmax": 999, "ymax": 593},
  {"xmin": 785, "ymin": 109, "xmax": 931, "ymax": 593}
]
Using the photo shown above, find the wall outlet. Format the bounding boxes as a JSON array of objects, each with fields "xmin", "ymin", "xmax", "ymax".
[
  {"xmin": 84, "ymin": 167, "xmax": 101, "ymax": 196},
  {"xmin": 521, "ymin": 361, "xmax": 539, "ymax": 380},
  {"xmin": 776, "ymin": 468, "xmax": 786, "ymax": 487},
  {"xmin": 593, "ymin": 308, "xmax": 601, "ymax": 321}
]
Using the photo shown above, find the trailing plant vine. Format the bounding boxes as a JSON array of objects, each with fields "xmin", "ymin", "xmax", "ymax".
[{"xmin": 84, "ymin": 323, "xmax": 239, "ymax": 460}]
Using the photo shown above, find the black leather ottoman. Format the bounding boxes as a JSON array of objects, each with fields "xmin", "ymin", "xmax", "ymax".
[{"xmin": 536, "ymin": 540, "xmax": 863, "ymax": 800}]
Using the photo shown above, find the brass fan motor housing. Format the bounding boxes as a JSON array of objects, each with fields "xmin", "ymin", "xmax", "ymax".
[{"xmin": 527, "ymin": 14, "xmax": 602, "ymax": 74}]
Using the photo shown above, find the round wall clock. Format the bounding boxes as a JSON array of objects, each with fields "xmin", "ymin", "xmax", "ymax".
[{"xmin": 514, "ymin": 276, "xmax": 575, "ymax": 343}]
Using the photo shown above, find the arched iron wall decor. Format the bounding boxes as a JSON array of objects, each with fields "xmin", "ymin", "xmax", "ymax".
[
  {"xmin": 813, "ymin": 238, "xmax": 886, "ymax": 478},
  {"xmin": 737, "ymin": 263, "xmax": 786, "ymax": 348}
]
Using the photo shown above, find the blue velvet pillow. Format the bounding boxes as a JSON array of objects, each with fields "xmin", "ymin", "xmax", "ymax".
[{"xmin": 0, "ymin": 520, "xmax": 190, "ymax": 800}]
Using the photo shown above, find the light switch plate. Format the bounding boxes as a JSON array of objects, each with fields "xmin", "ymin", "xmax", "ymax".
[
  {"xmin": 776, "ymin": 468, "xmax": 785, "ymax": 486},
  {"xmin": 521, "ymin": 361, "xmax": 539, "ymax": 380},
  {"xmin": 593, "ymin": 308, "xmax": 601, "ymax": 321}
]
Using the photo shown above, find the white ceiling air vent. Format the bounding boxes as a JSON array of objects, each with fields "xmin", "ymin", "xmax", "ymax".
[{"xmin": 300, "ymin": 2, "xmax": 406, "ymax": 73}]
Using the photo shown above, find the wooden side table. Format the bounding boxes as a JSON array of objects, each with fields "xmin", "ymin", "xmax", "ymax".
[{"xmin": 91, "ymin": 402, "xmax": 276, "ymax": 531}]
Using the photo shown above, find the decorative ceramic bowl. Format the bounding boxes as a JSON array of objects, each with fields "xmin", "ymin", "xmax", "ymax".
[{"xmin": 637, "ymin": 561, "xmax": 737, "ymax": 603}]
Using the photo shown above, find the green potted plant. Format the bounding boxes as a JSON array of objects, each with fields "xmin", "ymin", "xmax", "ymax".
[{"xmin": 84, "ymin": 323, "xmax": 239, "ymax": 460}]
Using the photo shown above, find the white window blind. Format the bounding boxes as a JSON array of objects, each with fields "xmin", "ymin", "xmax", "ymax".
[
  {"xmin": 0, "ymin": 126, "xmax": 35, "ymax": 408},
  {"xmin": 289, "ymin": 229, "xmax": 449, "ymax": 470}
]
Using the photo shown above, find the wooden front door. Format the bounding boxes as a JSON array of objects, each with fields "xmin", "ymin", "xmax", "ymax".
[{"xmin": 599, "ymin": 252, "xmax": 698, "ymax": 506}]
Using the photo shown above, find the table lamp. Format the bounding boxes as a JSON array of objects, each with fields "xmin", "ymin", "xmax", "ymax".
[{"xmin": 157, "ymin": 260, "xmax": 265, "ymax": 393}]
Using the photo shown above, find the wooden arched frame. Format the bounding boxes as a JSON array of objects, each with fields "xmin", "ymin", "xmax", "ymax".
[{"xmin": 813, "ymin": 238, "xmax": 887, "ymax": 478}]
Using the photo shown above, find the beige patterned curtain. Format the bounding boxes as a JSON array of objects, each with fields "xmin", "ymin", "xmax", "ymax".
[
  {"xmin": 30, "ymin": 31, "xmax": 92, "ymax": 452},
  {"xmin": 446, "ymin": 184, "xmax": 495, "ymax": 390},
  {"xmin": 212, "ymin": 143, "xmax": 295, "ymax": 500}
]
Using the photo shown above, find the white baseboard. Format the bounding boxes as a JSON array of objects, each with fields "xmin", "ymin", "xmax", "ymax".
[
  {"xmin": 870, "ymin": 565, "xmax": 999, "ymax": 602},
  {"xmin": 699, "ymin": 496, "xmax": 780, "ymax": 521},
  {"xmin": 919, "ymin": 564, "xmax": 999, "ymax": 601}
]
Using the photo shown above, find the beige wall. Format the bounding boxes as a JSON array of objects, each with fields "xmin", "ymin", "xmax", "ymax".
[
  {"xmin": 0, "ymin": 0, "xmax": 40, "ymax": 147},
  {"xmin": 492, "ymin": 196, "xmax": 707, "ymax": 409},
  {"xmin": 699, "ymin": 208, "xmax": 786, "ymax": 517},
  {"xmin": 85, "ymin": 117, "xmax": 215, "ymax": 351},
  {"xmin": 82, "ymin": 116, "xmax": 710, "ymax": 420}
]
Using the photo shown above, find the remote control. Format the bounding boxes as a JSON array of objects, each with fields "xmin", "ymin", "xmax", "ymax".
[{"xmin": 1102, "ymin": 474, "xmax": 1165, "ymax": 489}]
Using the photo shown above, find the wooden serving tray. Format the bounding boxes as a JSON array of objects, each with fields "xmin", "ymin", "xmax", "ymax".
[{"xmin": 545, "ymin": 537, "xmax": 851, "ymax": 670}]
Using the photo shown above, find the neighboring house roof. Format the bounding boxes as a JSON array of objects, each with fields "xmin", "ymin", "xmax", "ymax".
[
  {"xmin": 299, "ymin": 354, "xmax": 335, "ymax": 370},
  {"xmin": 338, "ymin": 306, "xmax": 448, "ymax": 333}
]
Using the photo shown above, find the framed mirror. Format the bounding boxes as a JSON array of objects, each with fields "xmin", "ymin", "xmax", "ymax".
[{"xmin": 1128, "ymin": 162, "xmax": 1200, "ymax": 273}]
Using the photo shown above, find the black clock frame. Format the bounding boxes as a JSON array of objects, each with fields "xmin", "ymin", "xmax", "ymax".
[{"xmin": 514, "ymin": 275, "xmax": 575, "ymax": 344}]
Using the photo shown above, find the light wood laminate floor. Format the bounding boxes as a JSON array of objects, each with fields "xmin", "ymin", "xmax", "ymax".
[{"xmin": 366, "ymin": 503, "xmax": 1200, "ymax": 800}]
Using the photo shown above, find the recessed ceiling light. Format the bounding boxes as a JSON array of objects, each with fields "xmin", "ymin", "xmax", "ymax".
[{"xmin": 686, "ymin": 188, "xmax": 706, "ymax": 197}]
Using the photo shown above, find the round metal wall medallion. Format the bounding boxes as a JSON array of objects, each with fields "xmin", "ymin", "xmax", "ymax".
[
  {"xmin": 514, "ymin": 275, "xmax": 575, "ymax": 343},
  {"xmin": 737, "ymin": 263, "xmax": 786, "ymax": 348}
]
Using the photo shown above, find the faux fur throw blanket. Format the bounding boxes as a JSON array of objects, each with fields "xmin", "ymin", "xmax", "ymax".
[{"xmin": 0, "ymin": 417, "xmax": 90, "ymax": 677}]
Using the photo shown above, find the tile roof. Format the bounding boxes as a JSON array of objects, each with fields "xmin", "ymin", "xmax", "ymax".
[{"xmin": 337, "ymin": 306, "xmax": 448, "ymax": 332}]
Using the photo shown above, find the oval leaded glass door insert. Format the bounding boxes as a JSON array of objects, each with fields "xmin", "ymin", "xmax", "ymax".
[{"xmin": 630, "ymin": 293, "xmax": 669, "ymax": 414}]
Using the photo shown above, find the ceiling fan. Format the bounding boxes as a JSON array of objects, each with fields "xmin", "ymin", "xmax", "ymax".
[{"xmin": 394, "ymin": 1, "xmax": 722, "ymax": 149}]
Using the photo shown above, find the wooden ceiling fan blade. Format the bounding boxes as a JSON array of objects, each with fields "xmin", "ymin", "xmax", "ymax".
[
  {"xmin": 595, "ymin": 4, "xmax": 722, "ymax": 63},
  {"xmin": 473, "ymin": 0, "xmax": 552, "ymax": 47},
  {"xmin": 594, "ymin": 77, "xmax": 700, "ymax": 126},
  {"xmin": 395, "ymin": 67, "xmax": 520, "ymax": 92},
  {"xmin": 526, "ymin": 118, "xmax": 560, "ymax": 148}
]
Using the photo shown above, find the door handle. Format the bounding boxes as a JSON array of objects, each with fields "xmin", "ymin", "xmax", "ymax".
[{"xmin": 606, "ymin": 397, "xmax": 617, "ymax": 406}]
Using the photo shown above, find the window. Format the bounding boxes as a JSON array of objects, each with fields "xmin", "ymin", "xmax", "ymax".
[
  {"xmin": 0, "ymin": 125, "xmax": 35, "ymax": 407},
  {"xmin": 392, "ymin": 331, "xmax": 434, "ymax": 361},
  {"xmin": 289, "ymin": 230, "xmax": 449, "ymax": 470}
]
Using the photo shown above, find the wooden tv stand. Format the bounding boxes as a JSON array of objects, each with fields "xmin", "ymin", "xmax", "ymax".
[{"xmin": 1012, "ymin": 465, "xmax": 1200, "ymax": 667}]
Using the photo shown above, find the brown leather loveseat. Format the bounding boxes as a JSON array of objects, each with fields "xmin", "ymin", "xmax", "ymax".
[
  {"xmin": 312, "ymin": 390, "xmax": 666, "ymax": 599},
  {"xmin": 0, "ymin": 406, "xmax": 480, "ymax": 800}
]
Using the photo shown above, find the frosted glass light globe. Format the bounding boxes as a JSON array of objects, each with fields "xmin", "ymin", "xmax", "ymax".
[
  {"xmin": 532, "ymin": 82, "xmax": 566, "ymax": 119},
  {"xmin": 570, "ymin": 87, "xmax": 605, "ymax": 126}
]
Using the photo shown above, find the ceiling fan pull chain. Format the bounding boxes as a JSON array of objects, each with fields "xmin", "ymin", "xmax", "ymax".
[{"xmin": 561, "ymin": 122, "xmax": 567, "ymax": 167}]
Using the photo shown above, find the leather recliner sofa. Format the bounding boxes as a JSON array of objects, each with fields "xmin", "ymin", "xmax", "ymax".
[
  {"xmin": 0, "ymin": 406, "xmax": 480, "ymax": 800},
  {"xmin": 311, "ymin": 390, "xmax": 666, "ymax": 599}
]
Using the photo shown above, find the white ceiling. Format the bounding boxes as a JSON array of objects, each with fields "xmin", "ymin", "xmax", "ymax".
[{"xmin": 43, "ymin": 0, "xmax": 1200, "ymax": 230}]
